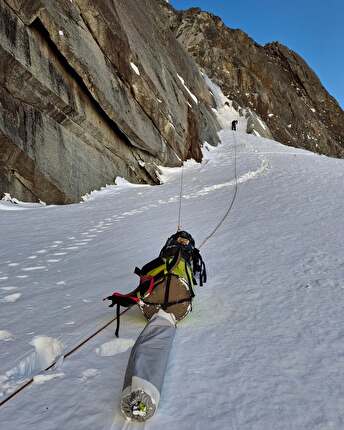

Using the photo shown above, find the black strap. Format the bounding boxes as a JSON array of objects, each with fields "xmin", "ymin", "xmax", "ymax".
[
  {"xmin": 115, "ymin": 303, "xmax": 120, "ymax": 338},
  {"xmin": 201, "ymin": 261, "xmax": 207, "ymax": 285},
  {"xmin": 194, "ymin": 251, "xmax": 206, "ymax": 286},
  {"xmin": 166, "ymin": 251, "xmax": 180, "ymax": 272},
  {"xmin": 137, "ymin": 257, "xmax": 164, "ymax": 276},
  {"xmin": 162, "ymin": 274, "xmax": 172, "ymax": 310}
]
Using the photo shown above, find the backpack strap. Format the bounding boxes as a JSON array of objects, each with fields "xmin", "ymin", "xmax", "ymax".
[
  {"xmin": 165, "ymin": 252, "xmax": 178, "ymax": 272},
  {"xmin": 136, "ymin": 257, "xmax": 164, "ymax": 277},
  {"xmin": 106, "ymin": 270, "xmax": 166, "ymax": 337},
  {"xmin": 162, "ymin": 274, "xmax": 172, "ymax": 310},
  {"xmin": 115, "ymin": 303, "xmax": 120, "ymax": 337},
  {"xmin": 192, "ymin": 248, "xmax": 207, "ymax": 286},
  {"xmin": 184, "ymin": 259, "xmax": 195, "ymax": 298},
  {"xmin": 200, "ymin": 260, "xmax": 207, "ymax": 286},
  {"xmin": 104, "ymin": 292, "xmax": 140, "ymax": 338}
]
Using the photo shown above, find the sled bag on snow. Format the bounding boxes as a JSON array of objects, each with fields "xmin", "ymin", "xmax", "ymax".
[
  {"xmin": 121, "ymin": 310, "xmax": 176, "ymax": 422},
  {"xmin": 137, "ymin": 253, "xmax": 195, "ymax": 322}
]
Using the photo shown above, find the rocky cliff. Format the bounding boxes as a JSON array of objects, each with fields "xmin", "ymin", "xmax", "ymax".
[
  {"xmin": 0, "ymin": 0, "xmax": 219, "ymax": 204},
  {"xmin": 158, "ymin": 2, "xmax": 344, "ymax": 158}
]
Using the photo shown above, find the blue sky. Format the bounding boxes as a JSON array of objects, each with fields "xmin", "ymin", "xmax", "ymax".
[{"xmin": 171, "ymin": 0, "xmax": 343, "ymax": 109}]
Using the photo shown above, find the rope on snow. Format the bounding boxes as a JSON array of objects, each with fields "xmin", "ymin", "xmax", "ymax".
[
  {"xmin": 0, "ymin": 307, "xmax": 132, "ymax": 408},
  {"xmin": 199, "ymin": 131, "xmax": 239, "ymax": 249}
]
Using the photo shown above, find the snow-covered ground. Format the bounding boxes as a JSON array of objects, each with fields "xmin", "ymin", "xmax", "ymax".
[{"xmin": 1, "ymin": 115, "xmax": 344, "ymax": 429}]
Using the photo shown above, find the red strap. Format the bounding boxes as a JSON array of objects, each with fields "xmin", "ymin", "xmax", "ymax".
[
  {"xmin": 109, "ymin": 275, "xmax": 155, "ymax": 304},
  {"xmin": 111, "ymin": 292, "xmax": 140, "ymax": 303},
  {"xmin": 140, "ymin": 275, "xmax": 155, "ymax": 296}
]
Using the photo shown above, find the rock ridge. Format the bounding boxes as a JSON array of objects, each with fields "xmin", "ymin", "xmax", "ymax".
[{"xmin": 158, "ymin": 1, "xmax": 344, "ymax": 157}]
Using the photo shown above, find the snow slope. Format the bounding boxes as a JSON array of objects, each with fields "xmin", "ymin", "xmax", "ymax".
[{"xmin": 1, "ymin": 119, "xmax": 344, "ymax": 429}]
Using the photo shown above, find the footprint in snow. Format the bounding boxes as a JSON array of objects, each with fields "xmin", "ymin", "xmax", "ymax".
[
  {"xmin": 80, "ymin": 368, "xmax": 99, "ymax": 383},
  {"xmin": 21, "ymin": 266, "xmax": 46, "ymax": 271},
  {"xmin": 0, "ymin": 330, "xmax": 14, "ymax": 341},
  {"xmin": 5, "ymin": 336, "xmax": 64, "ymax": 381},
  {"xmin": 0, "ymin": 293, "xmax": 21, "ymax": 303},
  {"xmin": 33, "ymin": 373, "xmax": 64, "ymax": 384}
]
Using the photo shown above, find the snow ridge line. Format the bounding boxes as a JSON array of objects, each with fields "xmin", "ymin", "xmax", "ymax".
[{"xmin": 0, "ymin": 307, "xmax": 132, "ymax": 408}]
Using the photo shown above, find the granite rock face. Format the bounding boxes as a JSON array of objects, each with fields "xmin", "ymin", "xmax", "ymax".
[
  {"xmin": 159, "ymin": 3, "xmax": 344, "ymax": 157},
  {"xmin": 0, "ymin": 0, "xmax": 219, "ymax": 203},
  {"xmin": 246, "ymin": 110, "xmax": 273, "ymax": 139}
]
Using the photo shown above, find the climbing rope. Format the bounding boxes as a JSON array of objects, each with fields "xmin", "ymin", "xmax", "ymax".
[
  {"xmin": 0, "ymin": 131, "xmax": 239, "ymax": 408},
  {"xmin": 199, "ymin": 131, "xmax": 239, "ymax": 249},
  {"xmin": 176, "ymin": 163, "xmax": 184, "ymax": 231}
]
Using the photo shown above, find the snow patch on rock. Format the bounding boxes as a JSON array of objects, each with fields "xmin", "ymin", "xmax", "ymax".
[
  {"xmin": 177, "ymin": 74, "xmax": 198, "ymax": 104},
  {"xmin": 130, "ymin": 62, "xmax": 140, "ymax": 76}
]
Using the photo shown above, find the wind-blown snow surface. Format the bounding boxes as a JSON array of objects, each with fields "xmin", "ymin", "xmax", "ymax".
[{"xmin": 1, "ymin": 130, "xmax": 344, "ymax": 429}]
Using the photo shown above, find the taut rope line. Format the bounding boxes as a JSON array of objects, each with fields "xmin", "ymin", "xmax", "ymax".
[
  {"xmin": 0, "ymin": 307, "xmax": 131, "ymax": 408},
  {"xmin": 199, "ymin": 131, "xmax": 239, "ymax": 249},
  {"xmin": 177, "ymin": 163, "xmax": 184, "ymax": 231}
]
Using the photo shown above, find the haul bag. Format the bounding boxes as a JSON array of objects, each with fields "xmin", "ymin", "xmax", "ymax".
[
  {"xmin": 139, "ymin": 274, "xmax": 192, "ymax": 321},
  {"xmin": 121, "ymin": 310, "xmax": 176, "ymax": 422}
]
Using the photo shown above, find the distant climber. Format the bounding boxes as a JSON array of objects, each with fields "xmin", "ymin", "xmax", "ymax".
[
  {"xmin": 231, "ymin": 120, "xmax": 238, "ymax": 131},
  {"xmin": 105, "ymin": 230, "xmax": 206, "ymax": 336}
]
